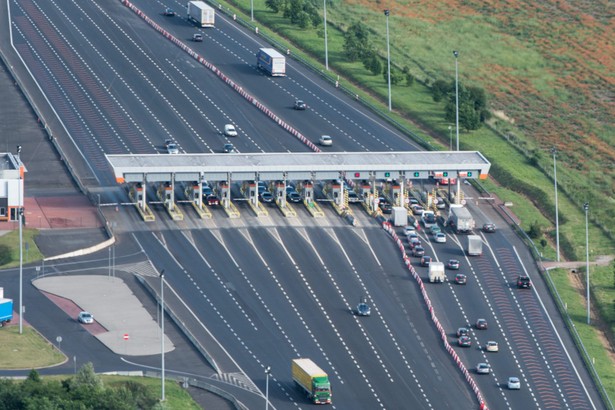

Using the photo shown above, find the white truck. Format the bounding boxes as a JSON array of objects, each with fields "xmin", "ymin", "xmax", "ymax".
[
  {"xmin": 256, "ymin": 48, "xmax": 286, "ymax": 76},
  {"xmin": 187, "ymin": 1, "xmax": 215, "ymax": 27},
  {"xmin": 429, "ymin": 262, "xmax": 446, "ymax": 283},
  {"xmin": 392, "ymin": 206, "xmax": 407, "ymax": 226},
  {"xmin": 467, "ymin": 235, "xmax": 483, "ymax": 256},
  {"xmin": 448, "ymin": 205, "xmax": 475, "ymax": 234}
]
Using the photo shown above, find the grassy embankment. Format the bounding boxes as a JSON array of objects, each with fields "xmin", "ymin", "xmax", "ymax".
[{"xmin": 216, "ymin": 0, "xmax": 615, "ymax": 402}]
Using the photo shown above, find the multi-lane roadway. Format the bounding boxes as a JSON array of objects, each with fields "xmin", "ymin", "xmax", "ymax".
[{"xmin": 4, "ymin": 0, "xmax": 604, "ymax": 408}]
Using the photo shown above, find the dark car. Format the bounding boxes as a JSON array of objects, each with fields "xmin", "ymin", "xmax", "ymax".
[
  {"xmin": 205, "ymin": 194, "xmax": 219, "ymax": 206},
  {"xmin": 475, "ymin": 318, "xmax": 488, "ymax": 330},
  {"xmin": 162, "ymin": 8, "xmax": 176, "ymax": 16},
  {"xmin": 260, "ymin": 191, "xmax": 274, "ymax": 203},
  {"xmin": 483, "ymin": 223, "xmax": 496, "ymax": 233},
  {"xmin": 287, "ymin": 191, "xmax": 302, "ymax": 203},
  {"xmin": 455, "ymin": 273, "xmax": 467, "ymax": 285},
  {"xmin": 458, "ymin": 335, "xmax": 472, "ymax": 347},
  {"xmin": 456, "ymin": 327, "xmax": 469, "ymax": 337},
  {"xmin": 293, "ymin": 99, "xmax": 307, "ymax": 110},
  {"xmin": 202, "ymin": 185, "xmax": 213, "ymax": 196},
  {"xmin": 447, "ymin": 259, "xmax": 460, "ymax": 270},
  {"xmin": 223, "ymin": 143, "xmax": 235, "ymax": 153},
  {"xmin": 355, "ymin": 297, "xmax": 371, "ymax": 316},
  {"xmin": 412, "ymin": 246, "xmax": 425, "ymax": 257},
  {"xmin": 517, "ymin": 275, "xmax": 532, "ymax": 289},
  {"xmin": 420, "ymin": 255, "xmax": 432, "ymax": 267}
]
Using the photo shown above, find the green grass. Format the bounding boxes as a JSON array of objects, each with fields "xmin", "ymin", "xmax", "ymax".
[
  {"xmin": 0, "ymin": 326, "xmax": 65, "ymax": 369},
  {"xmin": 0, "ymin": 229, "xmax": 44, "ymax": 268}
]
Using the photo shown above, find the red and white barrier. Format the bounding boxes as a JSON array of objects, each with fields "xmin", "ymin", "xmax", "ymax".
[
  {"xmin": 121, "ymin": 0, "xmax": 322, "ymax": 154},
  {"xmin": 382, "ymin": 222, "xmax": 488, "ymax": 410}
]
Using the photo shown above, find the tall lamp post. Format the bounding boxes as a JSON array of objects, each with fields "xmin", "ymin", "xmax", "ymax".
[
  {"xmin": 584, "ymin": 203, "xmax": 590, "ymax": 324},
  {"xmin": 160, "ymin": 269, "xmax": 166, "ymax": 402},
  {"xmin": 453, "ymin": 50, "xmax": 460, "ymax": 204},
  {"xmin": 323, "ymin": 0, "xmax": 328, "ymax": 70},
  {"xmin": 250, "ymin": 0, "xmax": 254, "ymax": 21},
  {"xmin": 448, "ymin": 125, "xmax": 452, "ymax": 150},
  {"xmin": 552, "ymin": 147, "xmax": 560, "ymax": 262},
  {"xmin": 384, "ymin": 9, "xmax": 392, "ymax": 111},
  {"xmin": 265, "ymin": 366, "xmax": 271, "ymax": 410},
  {"xmin": 17, "ymin": 145, "xmax": 23, "ymax": 335}
]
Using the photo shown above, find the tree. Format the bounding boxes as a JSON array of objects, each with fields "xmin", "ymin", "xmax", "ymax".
[
  {"xmin": 363, "ymin": 52, "xmax": 382, "ymax": 75},
  {"xmin": 382, "ymin": 66, "xmax": 404, "ymax": 85},
  {"xmin": 265, "ymin": 0, "xmax": 283, "ymax": 13},
  {"xmin": 431, "ymin": 79, "xmax": 450, "ymax": 102},
  {"xmin": 406, "ymin": 72, "xmax": 415, "ymax": 87},
  {"xmin": 70, "ymin": 362, "xmax": 103, "ymax": 391},
  {"xmin": 444, "ymin": 83, "xmax": 488, "ymax": 130},
  {"xmin": 343, "ymin": 21, "xmax": 371, "ymax": 61},
  {"xmin": 527, "ymin": 220, "xmax": 542, "ymax": 239}
]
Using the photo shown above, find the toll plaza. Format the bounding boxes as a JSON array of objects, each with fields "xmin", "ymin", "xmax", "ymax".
[{"xmin": 106, "ymin": 151, "xmax": 491, "ymax": 222}]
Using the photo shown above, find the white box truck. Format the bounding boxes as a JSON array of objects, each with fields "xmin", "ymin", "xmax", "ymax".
[
  {"xmin": 467, "ymin": 235, "xmax": 483, "ymax": 256},
  {"xmin": 256, "ymin": 48, "xmax": 286, "ymax": 76},
  {"xmin": 448, "ymin": 205, "xmax": 475, "ymax": 234},
  {"xmin": 188, "ymin": 1, "xmax": 215, "ymax": 27},
  {"xmin": 392, "ymin": 206, "xmax": 407, "ymax": 226},
  {"xmin": 429, "ymin": 262, "xmax": 446, "ymax": 283}
]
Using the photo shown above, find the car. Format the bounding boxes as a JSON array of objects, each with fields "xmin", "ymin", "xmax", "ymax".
[
  {"xmin": 408, "ymin": 237, "xmax": 421, "ymax": 248},
  {"xmin": 430, "ymin": 225, "xmax": 441, "ymax": 235},
  {"xmin": 420, "ymin": 255, "xmax": 432, "ymax": 267},
  {"xmin": 436, "ymin": 198, "xmax": 447, "ymax": 209},
  {"xmin": 287, "ymin": 191, "xmax": 302, "ymax": 203},
  {"xmin": 409, "ymin": 198, "xmax": 419, "ymax": 205},
  {"xmin": 476, "ymin": 363, "xmax": 491, "ymax": 374},
  {"xmin": 223, "ymin": 143, "xmax": 235, "ymax": 153},
  {"xmin": 404, "ymin": 226, "xmax": 416, "ymax": 237},
  {"xmin": 412, "ymin": 246, "xmax": 425, "ymax": 257},
  {"xmin": 412, "ymin": 205, "xmax": 424, "ymax": 215},
  {"xmin": 355, "ymin": 297, "xmax": 371, "ymax": 316},
  {"xmin": 319, "ymin": 135, "xmax": 333, "ymax": 146},
  {"xmin": 435, "ymin": 232, "xmax": 446, "ymax": 243},
  {"xmin": 166, "ymin": 143, "xmax": 179, "ymax": 154},
  {"xmin": 455, "ymin": 273, "xmax": 467, "ymax": 285},
  {"xmin": 517, "ymin": 275, "xmax": 532, "ymax": 289},
  {"xmin": 379, "ymin": 202, "xmax": 392, "ymax": 214},
  {"xmin": 456, "ymin": 327, "xmax": 469, "ymax": 337},
  {"xmin": 447, "ymin": 259, "xmax": 460, "ymax": 270},
  {"xmin": 346, "ymin": 190, "xmax": 361, "ymax": 203},
  {"xmin": 162, "ymin": 8, "xmax": 176, "ymax": 16},
  {"xmin": 475, "ymin": 318, "xmax": 488, "ymax": 330},
  {"xmin": 260, "ymin": 191, "xmax": 274, "ymax": 203},
  {"xmin": 483, "ymin": 223, "xmax": 496, "ymax": 233},
  {"xmin": 202, "ymin": 186, "xmax": 213, "ymax": 196},
  {"xmin": 78, "ymin": 311, "xmax": 94, "ymax": 324},
  {"xmin": 192, "ymin": 33, "xmax": 203, "ymax": 42},
  {"xmin": 224, "ymin": 124, "xmax": 238, "ymax": 136},
  {"xmin": 458, "ymin": 335, "xmax": 472, "ymax": 347},
  {"xmin": 408, "ymin": 215, "xmax": 419, "ymax": 228},
  {"xmin": 507, "ymin": 377, "xmax": 521, "ymax": 390},
  {"xmin": 421, "ymin": 212, "xmax": 436, "ymax": 226},
  {"xmin": 486, "ymin": 341, "xmax": 499, "ymax": 352},
  {"xmin": 293, "ymin": 99, "xmax": 307, "ymax": 110},
  {"xmin": 205, "ymin": 194, "xmax": 219, "ymax": 206}
]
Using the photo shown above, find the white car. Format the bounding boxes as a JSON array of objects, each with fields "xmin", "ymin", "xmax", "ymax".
[
  {"xmin": 508, "ymin": 377, "xmax": 521, "ymax": 390},
  {"xmin": 476, "ymin": 363, "xmax": 491, "ymax": 374},
  {"xmin": 435, "ymin": 232, "xmax": 446, "ymax": 243},
  {"xmin": 486, "ymin": 341, "xmax": 499, "ymax": 352},
  {"xmin": 224, "ymin": 124, "xmax": 238, "ymax": 136},
  {"xmin": 404, "ymin": 226, "xmax": 416, "ymax": 237},
  {"xmin": 78, "ymin": 311, "xmax": 94, "ymax": 324},
  {"xmin": 166, "ymin": 143, "xmax": 179, "ymax": 154},
  {"xmin": 319, "ymin": 135, "xmax": 333, "ymax": 146}
]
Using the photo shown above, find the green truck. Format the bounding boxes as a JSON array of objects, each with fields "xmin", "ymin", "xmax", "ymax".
[{"xmin": 291, "ymin": 358, "xmax": 332, "ymax": 404}]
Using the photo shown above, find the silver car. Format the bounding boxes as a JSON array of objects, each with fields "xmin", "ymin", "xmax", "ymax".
[
  {"xmin": 319, "ymin": 135, "xmax": 332, "ymax": 146},
  {"xmin": 507, "ymin": 377, "xmax": 521, "ymax": 390},
  {"xmin": 476, "ymin": 363, "xmax": 491, "ymax": 374},
  {"xmin": 78, "ymin": 311, "xmax": 94, "ymax": 324},
  {"xmin": 224, "ymin": 124, "xmax": 238, "ymax": 136}
]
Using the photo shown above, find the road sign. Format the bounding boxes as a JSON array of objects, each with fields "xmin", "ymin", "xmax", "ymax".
[
  {"xmin": 123, "ymin": 333, "xmax": 129, "ymax": 341},
  {"xmin": 434, "ymin": 198, "xmax": 439, "ymax": 204},
  {"xmin": 461, "ymin": 199, "xmax": 466, "ymax": 205},
  {"xmin": 374, "ymin": 198, "xmax": 380, "ymax": 205},
  {"xmin": 404, "ymin": 197, "xmax": 410, "ymax": 204}
]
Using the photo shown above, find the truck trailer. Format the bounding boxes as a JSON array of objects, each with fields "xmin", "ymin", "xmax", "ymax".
[
  {"xmin": 467, "ymin": 235, "xmax": 483, "ymax": 256},
  {"xmin": 256, "ymin": 48, "xmax": 286, "ymax": 76},
  {"xmin": 291, "ymin": 358, "xmax": 332, "ymax": 404},
  {"xmin": 0, "ymin": 288, "xmax": 13, "ymax": 327},
  {"xmin": 448, "ymin": 205, "xmax": 475, "ymax": 234},
  {"xmin": 428, "ymin": 261, "xmax": 446, "ymax": 283},
  {"xmin": 187, "ymin": 1, "xmax": 215, "ymax": 27}
]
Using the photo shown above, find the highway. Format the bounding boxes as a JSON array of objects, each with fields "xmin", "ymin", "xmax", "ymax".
[{"xmin": 5, "ymin": 0, "xmax": 603, "ymax": 409}]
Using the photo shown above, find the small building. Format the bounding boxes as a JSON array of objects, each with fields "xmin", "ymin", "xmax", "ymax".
[{"xmin": 0, "ymin": 152, "xmax": 25, "ymax": 222}]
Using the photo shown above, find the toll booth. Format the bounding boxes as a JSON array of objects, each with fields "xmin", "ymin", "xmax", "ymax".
[
  {"xmin": 330, "ymin": 181, "xmax": 343, "ymax": 207},
  {"xmin": 219, "ymin": 181, "xmax": 230, "ymax": 207},
  {"xmin": 391, "ymin": 181, "xmax": 402, "ymax": 206},
  {"xmin": 185, "ymin": 181, "xmax": 211, "ymax": 219},
  {"xmin": 242, "ymin": 181, "xmax": 258, "ymax": 206},
  {"xmin": 275, "ymin": 181, "xmax": 286, "ymax": 206},
  {"xmin": 157, "ymin": 182, "xmax": 183, "ymax": 220},
  {"xmin": 301, "ymin": 181, "xmax": 314, "ymax": 203},
  {"xmin": 128, "ymin": 182, "xmax": 155, "ymax": 221}
]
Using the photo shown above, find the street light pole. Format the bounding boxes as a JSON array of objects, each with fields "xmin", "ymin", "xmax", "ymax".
[
  {"xmin": 584, "ymin": 203, "xmax": 590, "ymax": 324},
  {"xmin": 17, "ymin": 145, "xmax": 23, "ymax": 335},
  {"xmin": 453, "ymin": 50, "xmax": 460, "ymax": 204},
  {"xmin": 250, "ymin": 0, "xmax": 254, "ymax": 21},
  {"xmin": 552, "ymin": 147, "xmax": 560, "ymax": 262},
  {"xmin": 448, "ymin": 125, "xmax": 452, "ymax": 150},
  {"xmin": 160, "ymin": 269, "xmax": 166, "ymax": 402},
  {"xmin": 265, "ymin": 366, "xmax": 271, "ymax": 410},
  {"xmin": 323, "ymin": 0, "xmax": 328, "ymax": 70},
  {"xmin": 384, "ymin": 9, "xmax": 392, "ymax": 111}
]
